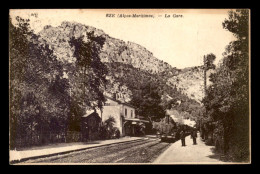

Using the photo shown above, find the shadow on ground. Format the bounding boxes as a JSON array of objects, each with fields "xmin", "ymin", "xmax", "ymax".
[{"xmin": 207, "ymin": 147, "xmax": 231, "ymax": 162}]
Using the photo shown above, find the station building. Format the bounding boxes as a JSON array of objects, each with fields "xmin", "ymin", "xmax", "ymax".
[{"xmin": 82, "ymin": 94, "xmax": 149, "ymax": 137}]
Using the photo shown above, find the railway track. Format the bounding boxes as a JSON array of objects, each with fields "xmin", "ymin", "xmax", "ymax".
[
  {"xmin": 24, "ymin": 138, "xmax": 153, "ymax": 163},
  {"xmin": 113, "ymin": 140, "xmax": 171, "ymax": 163},
  {"xmin": 24, "ymin": 137, "xmax": 172, "ymax": 164}
]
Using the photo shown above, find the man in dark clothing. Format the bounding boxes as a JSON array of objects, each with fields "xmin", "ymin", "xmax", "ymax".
[
  {"xmin": 191, "ymin": 129, "xmax": 198, "ymax": 145},
  {"xmin": 180, "ymin": 130, "xmax": 186, "ymax": 146}
]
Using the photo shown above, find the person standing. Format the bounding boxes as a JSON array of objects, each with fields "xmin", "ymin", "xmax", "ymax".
[
  {"xmin": 191, "ymin": 129, "xmax": 198, "ymax": 145},
  {"xmin": 180, "ymin": 130, "xmax": 186, "ymax": 146}
]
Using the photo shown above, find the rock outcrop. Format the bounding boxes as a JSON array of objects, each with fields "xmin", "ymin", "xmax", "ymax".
[
  {"xmin": 167, "ymin": 66, "xmax": 214, "ymax": 103},
  {"xmin": 38, "ymin": 21, "xmax": 206, "ymax": 103}
]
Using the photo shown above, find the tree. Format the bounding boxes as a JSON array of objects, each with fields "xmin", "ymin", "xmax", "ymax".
[
  {"xmin": 130, "ymin": 83, "xmax": 166, "ymax": 122},
  {"xmin": 100, "ymin": 116, "xmax": 117, "ymax": 139},
  {"xmin": 203, "ymin": 53, "xmax": 216, "ymax": 101},
  {"xmin": 67, "ymin": 32, "xmax": 108, "ymax": 134},
  {"xmin": 69, "ymin": 32, "xmax": 108, "ymax": 111},
  {"xmin": 9, "ymin": 16, "xmax": 70, "ymax": 148},
  {"xmin": 203, "ymin": 9, "xmax": 249, "ymax": 161},
  {"xmin": 201, "ymin": 53, "xmax": 216, "ymax": 141}
]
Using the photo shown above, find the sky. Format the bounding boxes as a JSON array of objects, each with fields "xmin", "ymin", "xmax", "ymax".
[{"xmin": 10, "ymin": 9, "xmax": 236, "ymax": 69}]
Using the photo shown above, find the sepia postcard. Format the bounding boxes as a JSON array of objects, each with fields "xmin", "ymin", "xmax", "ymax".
[{"xmin": 9, "ymin": 9, "xmax": 251, "ymax": 165}]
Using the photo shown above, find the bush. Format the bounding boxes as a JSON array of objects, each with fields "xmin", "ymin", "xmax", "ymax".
[
  {"xmin": 99, "ymin": 116, "xmax": 120, "ymax": 139},
  {"xmin": 112, "ymin": 127, "xmax": 120, "ymax": 139}
]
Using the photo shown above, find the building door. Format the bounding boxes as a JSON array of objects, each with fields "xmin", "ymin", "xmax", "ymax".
[{"xmin": 124, "ymin": 122, "xmax": 131, "ymax": 136}]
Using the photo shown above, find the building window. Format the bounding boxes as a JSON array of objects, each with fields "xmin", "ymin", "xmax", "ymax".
[
  {"xmin": 131, "ymin": 110, "xmax": 133, "ymax": 118},
  {"xmin": 125, "ymin": 108, "xmax": 127, "ymax": 117}
]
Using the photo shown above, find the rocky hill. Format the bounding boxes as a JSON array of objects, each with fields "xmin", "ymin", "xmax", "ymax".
[
  {"xmin": 167, "ymin": 66, "xmax": 204, "ymax": 102},
  {"xmin": 167, "ymin": 67, "xmax": 214, "ymax": 103},
  {"xmin": 38, "ymin": 21, "xmax": 205, "ymax": 104},
  {"xmin": 39, "ymin": 21, "xmax": 177, "ymax": 75}
]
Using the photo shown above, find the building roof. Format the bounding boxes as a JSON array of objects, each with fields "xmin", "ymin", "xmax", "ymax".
[
  {"xmin": 82, "ymin": 111, "xmax": 101, "ymax": 121},
  {"xmin": 105, "ymin": 95, "xmax": 135, "ymax": 108},
  {"xmin": 124, "ymin": 118, "xmax": 150, "ymax": 123},
  {"xmin": 82, "ymin": 109, "xmax": 102, "ymax": 118}
]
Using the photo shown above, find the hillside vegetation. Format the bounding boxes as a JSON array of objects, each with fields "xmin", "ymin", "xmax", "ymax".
[
  {"xmin": 10, "ymin": 17, "xmax": 203, "ymax": 149},
  {"xmin": 38, "ymin": 21, "xmax": 203, "ymax": 105}
]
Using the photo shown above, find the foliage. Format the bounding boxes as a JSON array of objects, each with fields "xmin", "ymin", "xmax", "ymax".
[
  {"xmin": 130, "ymin": 83, "xmax": 166, "ymax": 121},
  {"xmin": 203, "ymin": 53, "xmax": 216, "ymax": 105},
  {"xmin": 69, "ymin": 33, "xmax": 108, "ymax": 110},
  {"xmin": 9, "ymin": 15, "xmax": 109, "ymax": 148},
  {"xmin": 66, "ymin": 33, "xmax": 108, "ymax": 132},
  {"xmin": 203, "ymin": 9, "xmax": 249, "ymax": 162},
  {"xmin": 9, "ymin": 16, "xmax": 71, "ymax": 148},
  {"xmin": 204, "ymin": 53, "xmax": 216, "ymax": 71},
  {"xmin": 100, "ymin": 116, "xmax": 119, "ymax": 139},
  {"xmin": 106, "ymin": 62, "xmax": 201, "ymax": 121}
]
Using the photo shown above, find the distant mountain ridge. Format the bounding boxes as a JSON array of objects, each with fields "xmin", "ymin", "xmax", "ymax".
[{"xmin": 38, "ymin": 21, "xmax": 204, "ymax": 104}]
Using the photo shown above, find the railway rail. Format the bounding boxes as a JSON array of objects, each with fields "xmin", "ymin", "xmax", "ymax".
[{"xmin": 22, "ymin": 138, "xmax": 172, "ymax": 164}]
